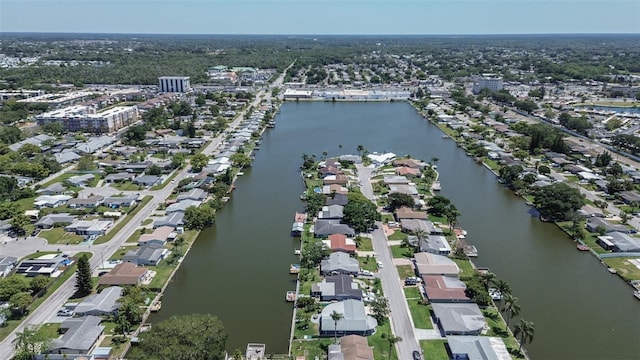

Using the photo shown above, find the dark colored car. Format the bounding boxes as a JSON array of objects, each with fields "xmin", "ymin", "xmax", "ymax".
[{"xmin": 412, "ymin": 350, "xmax": 422, "ymax": 360}]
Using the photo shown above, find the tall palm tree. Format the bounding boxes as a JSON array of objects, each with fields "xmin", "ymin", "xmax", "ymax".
[
  {"xmin": 479, "ymin": 271, "xmax": 496, "ymax": 291},
  {"xmin": 330, "ymin": 310, "xmax": 343, "ymax": 344},
  {"xmin": 494, "ymin": 279, "xmax": 512, "ymax": 310},
  {"xmin": 356, "ymin": 144, "xmax": 365, "ymax": 157},
  {"xmin": 411, "ymin": 229, "xmax": 427, "ymax": 252},
  {"xmin": 501, "ymin": 293, "xmax": 521, "ymax": 328},
  {"xmin": 381, "ymin": 333, "xmax": 402, "ymax": 359},
  {"xmin": 338, "ymin": 144, "xmax": 343, "ymax": 155},
  {"xmin": 445, "ymin": 205, "xmax": 460, "ymax": 236},
  {"xmin": 513, "ymin": 319, "xmax": 535, "ymax": 354}
]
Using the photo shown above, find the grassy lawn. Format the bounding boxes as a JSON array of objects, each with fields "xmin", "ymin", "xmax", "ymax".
[
  {"xmin": 420, "ymin": 340, "xmax": 449, "ymax": 360},
  {"xmin": 428, "ymin": 214, "xmax": 447, "ymax": 224},
  {"xmin": 39, "ymin": 227, "xmax": 85, "ymax": 245},
  {"xmin": 403, "ymin": 286, "xmax": 421, "ymax": 299},
  {"xmin": 21, "ymin": 251, "xmax": 61, "ymax": 260},
  {"xmin": 582, "ymin": 233, "xmax": 610, "ymax": 255},
  {"xmin": 126, "ymin": 231, "xmax": 143, "ymax": 244},
  {"xmin": 142, "ymin": 218, "xmax": 153, "ymax": 226},
  {"xmin": 406, "ymin": 296, "xmax": 433, "ymax": 329},
  {"xmin": 146, "ymin": 261, "xmax": 176, "ymax": 291},
  {"xmin": 381, "ymin": 214, "xmax": 395, "ymax": 223},
  {"xmin": 387, "ymin": 230, "xmax": 408, "ymax": 241},
  {"xmin": 356, "ymin": 236, "xmax": 373, "ymax": 251},
  {"xmin": 94, "ymin": 196, "xmax": 152, "ymax": 245},
  {"xmin": 304, "ymin": 178, "xmax": 323, "ymax": 189},
  {"xmin": 15, "ymin": 196, "xmax": 37, "ymax": 213},
  {"xmin": 397, "ymin": 264, "xmax": 415, "ymax": 279},
  {"xmin": 358, "ymin": 256, "xmax": 378, "ymax": 272},
  {"xmin": 367, "ymin": 321, "xmax": 395, "ymax": 359},
  {"xmin": 603, "ymin": 257, "xmax": 640, "ymax": 281},
  {"xmin": 452, "ymin": 258, "xmax": 475, "ymax": 280},
  {"xmin": 483, "ymin": 159, "xmax": 500, "ymax": 171},
  {"xmin": 390, "ymin": 245, "xmax": 414, "ymax": 259},
  {"xmin": 290, "ymin": 338, "xmax": 333, "ymax": 359},
  {"xmin": 482, "ymin": 308, "xmax": 525, "ymax": 359},
  {"xmin": 298, "ymin": 267, "xmax": 321, "ymax": 296},
  {"xmin": 110, "ymin": 181, "xmax": 144, "ymax": 191}
]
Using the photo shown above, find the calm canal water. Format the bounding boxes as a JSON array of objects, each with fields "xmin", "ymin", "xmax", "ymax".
[{"xmin": 154, "ymin": 102, "xmax": 640, "ymax": 359}]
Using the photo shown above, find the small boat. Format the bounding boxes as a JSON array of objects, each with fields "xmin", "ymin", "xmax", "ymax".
[
  {"xmin": 286, "ymin": 291, "xmax": 297, "ymax": 302},
  {"xmin": 431, "ymin": 181, "xmax": 441, "ymax": 191},
  {"xmin": 150, "ymin": 301, "xmax": 162, "ymax": 312},
  {"xmin": 488, "ymin": 288, "xmax": 502, "ymax": 301},
  {"xmin": 608, "ymin": 268, "xmax": 617, "ymax": 274},
  {"xmin": 290, "ymin": 264, "xmax": 300, "ymax": 274},
  {"xmin": 577, "ymin": 244, "xmax": 590, "ymax": 251},
  {"xmin": 634, "ymin": 290, "xmax": 640, "ymax": 300},
  {"xmin": 237, "ymin": 172, "xmax": 244, "ymax": 176},
  {"xmin": 464, "ymin": 245, "xmax": 478, "ymax": 257},
  {"xmin": 294, "ymin": 249, "xmax": 301, "ymax": 255}
]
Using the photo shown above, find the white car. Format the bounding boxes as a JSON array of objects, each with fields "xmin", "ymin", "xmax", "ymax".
[{"xmin": 57, "ymin": 309, "xmax": 74, "ymax": 317}]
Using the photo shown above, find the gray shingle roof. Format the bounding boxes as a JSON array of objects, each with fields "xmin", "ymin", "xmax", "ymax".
[
  {"xmin": 74, "ymin": 286, "xmax": 123, "ymax": 315},
  {"xmin": 321, "ymin": 252, "xmax": 360, "ymax": 275},
  {"xmin": 320, "ymin": 300, "xmax": 377, "ymax": 334},
  {"xmin": 432, "ymin": 303, "xmax": 486, "ymax": 335},
  {"xmin": 51, "ymin": 315, "xmax": 104, "ymax": 353}
]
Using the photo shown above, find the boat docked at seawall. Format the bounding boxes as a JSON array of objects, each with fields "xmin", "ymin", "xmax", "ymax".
[
  {"xmin": 431, "ymin": 181, "xmax": 441, "ymax": 191},
  {"xmin": 286, "ymin": 291, "xmax": 297, "ymax": 302}
]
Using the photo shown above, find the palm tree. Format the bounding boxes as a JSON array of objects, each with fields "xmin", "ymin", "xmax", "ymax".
[
  {"xmin": 513, "ymin": 319, "xmax": 535, "ymax": 354},
  {"xmin": 479, "ymin": 271, "xmax": 496, "ymax": 291},
  {"xmin": 501, "ymin": 293, "xmax": 521, "ymax": 328},
  {"xmin": 322, "ymin": 151, "xmax": 328, "ymax": 160},
  {"xmin": 494, "ymin": 279, "xmax": 512, "ymax": 310},
  {"xmin": 330, "ymin": 310, "xmax": 343, "ymax": 344},
  {"xmin": 381, "ymin": 333, "xmax": 402, "ymax": 359},
  {"xmin": 356, "ymin": 144, "xmax": 365, "ymax": 157},
  {"xmin": 338, "ymin": 144, "xmax": 343, "ymax": 155},
  {"xmin": 445, "ymin": 205, "xmax": 460, "ymax": 236},
  {"xmin": 411, "ymin": 229, "xmax": 427, "ymax": 252}
]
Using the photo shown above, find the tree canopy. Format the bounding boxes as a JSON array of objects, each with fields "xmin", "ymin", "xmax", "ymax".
[
  {"xmin": 128, "ymin": 314, "xmax": 228, "ymax": 360},
  {"xmin": 343, "ymin": 191, "xmax": 380, "ymax": 233},
  {"xmin": 533, "ymin": 182, "xmax": 585, "ymax": 222}
]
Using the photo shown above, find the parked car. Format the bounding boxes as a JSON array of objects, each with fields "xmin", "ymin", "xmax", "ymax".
[
  {"xmin": 57, "ymin": 309, "xmax": 74, "ymax": 317},
  {"xmin": 413, "ymin": 350, "xmax": 422, "ymax": 360}
]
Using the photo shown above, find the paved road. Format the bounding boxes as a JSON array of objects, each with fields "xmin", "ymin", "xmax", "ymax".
[
  {"xmin": 0, "ymin": 65, "xmax": 293, "ymax": 358},
  {"xmin": 356, "ymin": 164, "xmax": 422, "ymax": 360}
]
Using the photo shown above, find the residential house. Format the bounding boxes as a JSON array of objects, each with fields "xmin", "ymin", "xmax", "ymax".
[
  {"xmin": 366, "ymin": 152, "xmax": 396, "ymax": 165},
  {"xmin": 414, "ymin": 252, "xmax": 460, "ymax": 277},
  {"xmin": 36, "ymin": 182, "xmax": 67, "ymax": 195},
  {"xmin": 431, "ymin": 303, "xmax": 486, "ymax": 335},
  {"xmin": 67, "ymin": 195, "xmax": 104, "ymax": 209},
  {"xmin": 586, "ymin": 217, "xmax": 628, "ymax": 234},
  {"xmin": 315, "ymin": 220, "xmax": 356, "ymax": 237},
  {"xmin": 388, "ymin": 184, "xmax": 419, "ymax": 197},
  {"xmin": 16, "ymin": 254, "xmax": 71, "ymax": 277},
  {"xmin": 322, "ymin": 184, "xmax": 348, "ymax": 195},
  {"xmin": 118, "ymin": 161, "xmax": 150, "ymax": 173},
  {"xmin": 98, "ymin": 262, "xmax": 147, "ymax": 287},
  {"xmin": 133, "ymin": 175, "xmax": 160, "ymax": 187},
  {"xmin": 619, "ymin": 191, "xmax": 640, "ymax": 205},
  {"xmin": 73, "ymin": 286, "xmax": 123, "ymax": 316},
  {"xmin": 327, "ymin": 335, "xmax": 374, "ymax": 360},
  {"xmin": 65, "ymin": 220, "xmax": 112, "ymax": 235},
  {"xmin": 323, "ymin": 174, "xmax": 349, "ymax": 186},
  {"xmin": 138, "ymin": 226, "xmax": 175, "ymax": 247},
  {"xmin": 66, "ymin": 174, "xmax": 95, "ymax": 187},
  {"xmin": 104, "ymin": 173, "xmax": 136, "ymax": 183},
  {"xmin": 321, "ymin": 252, "xmax": 360, "ymax": 276},
  {"xmin": 0, "ymin": 256, "xmax": 17, "ymax": 277},
  {"xmin": 383, "ymin": 175, "xmax": 410, "ymax": 185},
  {"xmin": 165, "ymin": 199, "xmax": 201, "ymax": 214},
  {"xmin": 395, "ymin": 166, "xmax": 421, "ymax": 177},
  {"xmin": 34, "ymin": 194, "xmax": 73, "ymax": 208},
  {"xmin": 418, "ymin": 235, "xmax": 452, "ymax": 255},
  {"xmin": 176, "ymin": 188, "xmax": 207, "ymax": 202},
  {"xmin": 597, "ymin": 232, "xmax": 640, "ymax": 252},
  {"xmin": 319, "ymin": 300, "xmax": 377, "ymax": 337},
  {"xmin": 577, "ymin": 204, "xmax": 605, "ymax": 218},
  {"xmin": 324, "ymin": 233, "xmax": 357, "ymax": 254},
  {"xmin": 54, "ymin": 150, "xmax": 81, "ymax": 165},
  {"xmin": 153, "ymin": 212, "xmax": 185, "ymax": 229},
  {"xmin": 35, "ymin": 213, "xmax": 77, "ymax": 229},
  {"xmin": 312, "ymin": 274, "xmax": 363, "ymax": 302},
  {"xmin": 392, "ymin": 158, "xmax": 426, "ymax": 169},
  {"xmin": 401, "ymin": 219, "xmax": 443, "ymax": 235},
  {"xmin": 103, "ymin": 195, "xmax": 138, "ymax": 208},
  {"xmin": 326, "ymin": 193, "xmax": 349, "ymax": 206},
  {"xmin": 123, "ymin": 244, "xmax": 167, "ymax": 266},
  {"xmin": 423, "ymin": 275, "xmax": 471, "ymax": 303},
  {"xmin": 395, "ymin": 207, "xmax": 428, "ymax": 220},
  {"xmin": 447, "ymin": 336, "xmax": 510, "ymax": 360},
  {"xmin": 318, "ymin": 205, "xmax": 345, "ymax": 220},
  {"xmin": 48, "ymin": 316, "xmax": 104, "ymax": 355}
]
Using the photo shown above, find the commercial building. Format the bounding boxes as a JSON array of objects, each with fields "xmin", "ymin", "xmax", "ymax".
[
  {"xmin": 35, "ymin": 105, "xmax": 138, "ymax": 133},
  {"xmin": 158, "ymin": 76, "xmax": 191, "ymax": 93},
  {"xmin": 472, "ymin": 75, "xmax": 504, "ymax": 94}
]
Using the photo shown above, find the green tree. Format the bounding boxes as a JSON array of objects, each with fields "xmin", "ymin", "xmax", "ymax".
[
  {"xmin": 230, "ymin": 153, "xmax": 251, "ymax": 168},
  {"xmin": 501, "ymin": 293, "xmax": 521, "ymax": 328},
  {"xmin": 301, "ymin": 241, "xmax": 329, "ymax": 268},
  {"xmin": 514, "ymin": 319, "xmax": 535, "ymax": 354},
  {"xmin": 493, "ymin": 279, "xmax": 512, "ymax": 310},
  {"xmin": 13, "ymin": 325, "xmax": 51, "ymax": 359},
  {"xmin": 426, "ymin": 195, "xmax": 451, "ymax": 217},
  {"xmin": 387, "ymin": 192, "xmax": 415, "ymax": 212},
  {"xmin": 18, "ymin": 144, "xmax": 40, "ymax": 158},
  {"xmin": 77, "ymin": 155, "xmax": 96, "ymax": 171},
  {"xmin": 171, "ymin": 153, "xmax": 185, "ymax": 169},
  {"xmin": 9, "ymin": 291, "xmax": 32, "ymax": 316},
  {"xmin": 30, "ymin": 275, "xmax": 50, "ymax": 295},
  {"xmin": 343, "ymin": 191, "xmax": 380, "ymax": 233},
  {"xmin": 146, "ymin": 164, "xmax": 162, "ymax": 176},
  {"xmin": 538, "ymin": 165, "xmax": 551, "ymax": 175},
  {"xmin": 75, "ymin": 254, "xmax": 93, "ymax": 296},
  {"xmin": 129, "ymin": 314, "xmax": 227, "ymax": 360},
  {"xmin": 184, "ymin": 205, "xmax": 216, "ymax": 230},
  {"xmin": 533, "ymin": 183, "xmax": 585, "ymax": 221},
  {"xmin": 330, "ymin": 310, "xmax": 343, "ymax": 344},
  {"xmin": 0, "ymin": 275, "xmax": 31, "ymax": 301},
  {"xmin": 381, "ymin": 333, "xmax": 402, "ymax": 360},
  {"xmin": 10, "ymin": 214, "xmax": 30, "ymax": 237},
  {"xmin": 370, "ymin": 296, "xmax": 391, "ymax": 324},
  {"xmin": 41, "ymin": 122, "xmax": 64, "ymax": 136},
  {"xmin": 445, "ymin": 204, "xmax": 461, "ymax": 235},
  {"xmin": 305, "ymin": 192, "xmax": 325, "ymax": 217},
  {"xmin": 190, "ymin": 153, "xmax": 209, "ymax": 173}
]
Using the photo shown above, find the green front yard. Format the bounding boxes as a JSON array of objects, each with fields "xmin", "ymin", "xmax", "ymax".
[
  {"xmin": 356, "ymin": 236, "xmax": 373, "ymax": 251},
  {"xmin": 39, "ymin": 227, "xmax": 85, "ymax": 245},
  {"xmin": 420, "ymin": 340, "xmax": 450, "ymax": 360},
  {"xmin": 452, "ymin": 258, "xmax": 475, "ymax": 280},
  {"xmin": 406, "ymin": 295, "xmax": 433, "ymax": 329},
  {"xmin": 387, "ymin": 230, "xmax": 408, "ymax": 241},
  {"xmin": 390, "ymin": 244, "xmax": 414, "ymax": 258},
  {"xmin": 397, "ymin": 264, "xmax": 415, "ymax": 279},
  {"xmin": 603, "ymin": 257, "xmax": 640, "ymax": 281}
]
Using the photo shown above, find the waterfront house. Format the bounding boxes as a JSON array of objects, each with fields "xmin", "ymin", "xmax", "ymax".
[
  {"xmin": 367, "ymin": 152, "xmax": 396, "ymax": 166},
  {"xmin": 176, "ymin": 188, "xmax": 207, "ymax": 202},
  {"xmin": 400, "ymin": 219, "xmax": 443, "ymax": 235},
  {"xmin": 97, "ymin": 262, "xmax": 147, "ymax": 287},
  {"xmin": 392, "ymin": 158, "xmax": 426, "ymax": 169},
  {"xmin": 422, "ymin": 275, "xmax": 471, "ymax": 303},
  {"xmin": 36, "ymin": 213, "xmax": 77, "ymax": 229},
  {"xmin": 395, "ymin": 207, "xmax": 428, "ymax": 220},
  {"xmin": 319, "ymin": 300, "xmax": 377, "ymax": 337},
  {"xmin": 315, "ymin": 220, "xmax": 356, "ymax": 237},
  {"xmin": 418, "ymin": 235, "xmax": 452, "ymax": 255},
  {"xmin": 48, "ymin": 316, "xmax": 104, "ymax": 356},
  {"xmin": 322, "ymin": 184, "xmax": 348, "ymax": 195},
  {"xmin": 323, "ymin": 174, "xmax": 349, "ymax": 186},
  {"xmin": 318, "ymin": 205, "xmax": 345, "ymax": 220},
  {"xmin": 67, "ymin": 195, "xmax": 104, "ymax": 209},
  {"xmin": 414, "ymin": 252, "xmax": 460, "ymax": 277},
  {"xmin": 138, "ymin": 226, "xmax": 175, "ymax": 247},
  {"xmin": 321, "ymin": 252, "xmax": 360, "ymax": 275},
  {"xmin": 153, "ymin": 212, "xmax": 184, "ymax": 229},
  {"xmin": 324, "ymin": 233, "xmax": 357, "ymax": 253},
  {"xmin": 388, "ymin": 184, "xmax": 419, "ymax": 197},
  {"xmin": 327, "ymin": 335, "xmax": 374, "ymax": 360},
  {"xmin": 326, "ymin": 193, "xmax": 349, "ymax": 206},
  {"xmin": 73, "ymin": 286, "xmax": 123, "ymax": 316},
  {"xmin": 383, "ymin": 175, "xmax": 410, "ymax": 185},
  {"xmin": 312, "ymin": 274, "xmax": 363, "ymax": 301},
  {"xmin": 395, "ymin": 166, "xmax": 421, "ymax": 177},
  {"xmin": 597, "ymin": 232, "xmax": 640, "ymax": 252},
  {"xmin": 446, "ymin": 336, "xmax": 509, "ymax": 360},
  {"xmin": 166, "ymin": 199, "xmax": 202, "ymax": 214},
  {"xmin": 431, "ymin": 303, "xmax": 486, "ymax": 335},
  {"xmin": 123, "ymin": 244, "xmax": 167, "ymax": 266}
]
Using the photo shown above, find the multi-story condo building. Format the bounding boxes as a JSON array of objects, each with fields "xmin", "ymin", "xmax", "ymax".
[
  {"xmin": 35, "ymin": 105, "xmax": 138, "ymax": 134},
  {"xmin": 472, "ymin": 74, "xmax": 504, "ymax": 94},
  {"xmin": 158, "ymin": 76, "xmax": 191, "ymax": 93}
]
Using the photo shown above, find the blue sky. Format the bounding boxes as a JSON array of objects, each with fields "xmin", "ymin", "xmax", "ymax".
[{"xmin": 1, "ymin": 0, "xmax": 639, "ymax": 35}]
